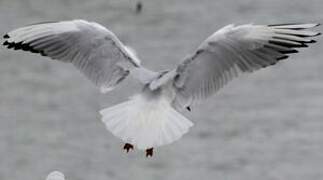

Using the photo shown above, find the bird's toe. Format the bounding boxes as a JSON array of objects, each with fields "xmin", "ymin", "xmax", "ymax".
[
  {"xmin": 145, "ymin": 148, "xmax": 154, "ymax": 157},
  {"xmin": 123, "ymin": 143, "xmax": 134, "ymax": 153}
]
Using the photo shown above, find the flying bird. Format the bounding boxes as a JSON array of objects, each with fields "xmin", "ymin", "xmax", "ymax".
[{"xmin": 3, "ymin": 20, "xmax": 320, "ymax": 157}]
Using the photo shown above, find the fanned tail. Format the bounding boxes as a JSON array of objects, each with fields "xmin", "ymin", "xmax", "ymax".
[{"xmin": 100, "ymin": 94, "xmax": 193, "ymax": 150}]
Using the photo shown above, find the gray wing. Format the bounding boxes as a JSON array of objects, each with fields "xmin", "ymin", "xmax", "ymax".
[
  {"xmin": 3, "ymin": 19, "xmax": 141, "ymax": 93},
  {"xmin": 172, "ymin": 23, "xmax": 320, "ymax": 108}
]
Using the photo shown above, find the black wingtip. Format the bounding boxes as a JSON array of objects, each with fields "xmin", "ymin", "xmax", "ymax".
[
  {"xmin": 309, "ymin": 40, "xmax": 317, "ymax": 43},
  {"xmin": 268, "ymin": 23, "xmax": 321, "ymax": 31},
  {"xmin": 268, "ymin": 23, "xmax": 301, "ymax": 27},
  {"xmin": 2, "ymin": 40, "xmax": 48, "ymax": 57},
  {"xmin": 280, "ymin": 49, "xmax": 298, "ymax": 54},
  {"xmin": 186, "ymin": 106, "xmax": 191, "ymax": 112},
  {"xmin": 13, "ymin": 42, "xmax": 23, "ymax": 50},
  {"xmin": 3, "ymin": 34, "xmax": 9, "ymax": 39},
  {"xmin": 268, "ymin": 23, "xmax": 321, "ymax": 27},
  {"xmin": 277, "ymin": 55, "xmax": 289, "ymax": 61},
  {"xmin": 8, "ymin": 43, "xmax": 15, "ymax": 49},
  {"xmin": 3, "ymin": 41, "xmax": 9, "ymax": 46},
  {"xmin": 297, "ymin": 43, "xmax": 308, "ymax": 48},
  {"xmin": 268, "ymin": 40, "xmax": 308, "ymax": 48}
]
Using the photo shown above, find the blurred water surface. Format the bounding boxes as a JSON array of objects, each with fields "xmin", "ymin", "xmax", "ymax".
[{"xmin": 0, "ymin": 0, "xmax": 323, "ymax": 180}]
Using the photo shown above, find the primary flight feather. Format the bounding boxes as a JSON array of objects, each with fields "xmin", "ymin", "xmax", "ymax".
[{"xmin": 3, "ymin": 20, "xmax": 320, "ymax": 157}]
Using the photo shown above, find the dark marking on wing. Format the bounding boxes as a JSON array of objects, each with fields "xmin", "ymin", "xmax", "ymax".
[
  {"xmin": 276, "ymin": 55, "xmax": 288, "ymax": 61},
  {"xmin": 268, "ymin": 23, "xmax": 303, "ymax": 27},
  {"xmin": 268, "ymin": 23, "xmax": 320, "ymax": 30},
  {"xmin": 268, "ymin": 40, "xmax": 308, "ymax": 48},
  {"xmin": 186, "ymin": 106, "xmax": 191, "ymax": 112},
  {"xmin": 276, "ymin": 31, "xmax": 321, "ymax": 38},
  {"xmin": 3, "ymin": 40, "xmax": 47, "ymax": 56}
]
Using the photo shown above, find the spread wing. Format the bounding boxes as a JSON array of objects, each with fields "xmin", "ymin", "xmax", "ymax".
[
  {"xmin": 3, "ymin": 19, "xmax": 141, "ymax": 93},
  {"xmin": 172, "ymin": 23, "xmax": 320, "ymax": 108}
]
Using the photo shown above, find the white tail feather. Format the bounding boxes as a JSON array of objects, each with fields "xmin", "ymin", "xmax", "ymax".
[{"xmin": 100, "ymin": 94, "xmax": 193, "ymax": 150}]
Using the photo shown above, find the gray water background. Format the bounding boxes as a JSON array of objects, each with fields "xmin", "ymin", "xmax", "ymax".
[{"xmin": 0, "ymin": 0, "xmax": 323, "ymax": 179}]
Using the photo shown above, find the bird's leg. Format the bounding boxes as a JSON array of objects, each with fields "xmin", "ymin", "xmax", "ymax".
[
  {"xmin": 123, "ymin": 143, "xmax": 134, "ymax": 153},
  {"xmin": 146, "ymin": 148, "xmax": 154, "ymax": 157}
]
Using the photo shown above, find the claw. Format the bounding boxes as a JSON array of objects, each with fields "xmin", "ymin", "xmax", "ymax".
[
  {"xmin": 123, "ymin": 143, "xmax": 134, "ymax": 153},
  {"xmin": 146, "ymin": 148, "xmax": 154, "ymax": 157}
]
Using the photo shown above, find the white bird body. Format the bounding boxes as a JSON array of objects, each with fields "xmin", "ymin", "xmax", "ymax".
[
  {"xmin": 3, "ymin": 20, "xmax": 320, "ymax": 156},
  {"xmin": 100, "ymin": 80, "xmax": 193, "ymax": 150}
]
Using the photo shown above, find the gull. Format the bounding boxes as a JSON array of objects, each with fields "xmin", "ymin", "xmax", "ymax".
[{"xmin": 3, "ymin": 20, "xmax": 320, "ymax": 157}]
